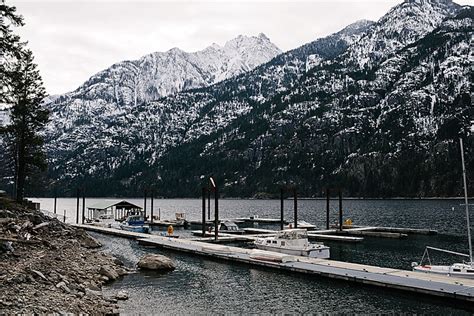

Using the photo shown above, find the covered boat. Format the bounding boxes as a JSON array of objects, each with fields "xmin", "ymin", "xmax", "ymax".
[
  {"xmin": 212, "ymin": 221, "xmax": 245, "ymax": 234},
  {"xmin": 254, "ymin": 229, "xmax": 330, "ymax": 259},
  {"xmin": 120, "ymin": 215, "xmax": 150, "ymax": 233}
]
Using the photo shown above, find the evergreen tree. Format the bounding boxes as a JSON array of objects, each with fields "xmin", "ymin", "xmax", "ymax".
[
  {"xmin": 0, "ymin": 3, "xmax": 25, "ymax": 92},
  {"xmin": 1, "ymin": 4, "xmax": 49, "ymax": 202}
]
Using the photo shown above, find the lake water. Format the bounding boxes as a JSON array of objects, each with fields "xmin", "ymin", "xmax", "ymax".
[{"xmin": 35, "ymin": 198, "xmax": 474, "ymax": 314}]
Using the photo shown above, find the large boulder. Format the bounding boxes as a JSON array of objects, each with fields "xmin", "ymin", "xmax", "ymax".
[{"xmin": 137, "ymin": 254, "xmax": 176, "ymax": 271}]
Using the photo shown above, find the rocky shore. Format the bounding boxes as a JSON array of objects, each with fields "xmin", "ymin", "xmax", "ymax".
[{"xmin": 0, "ymin": 198, "xmax": 130, "ymax": 314}]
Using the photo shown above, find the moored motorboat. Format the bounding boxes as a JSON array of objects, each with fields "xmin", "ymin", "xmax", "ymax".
[
  {"xmin": 285, "ymin": 220, "xmax": 317, "ymax": 230},
  {"xmin": 149, "ymin": 212, "xmax": 187, "ymax": 228},
  {"xmin": 212, "ymin": 221, "xmax": 245, "ymax": 234},
  {"xmin": 254, "ymin": 229, "xmax": 330, "ymax": 259},
  {"xmin": 120, "ymin": 215, "xmax": 151, "ymax": 233}
]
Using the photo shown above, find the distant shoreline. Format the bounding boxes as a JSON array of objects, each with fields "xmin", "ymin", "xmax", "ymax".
[{"xmin": 29, "ymin": 196, "xmax": 473, "ymax": 201}]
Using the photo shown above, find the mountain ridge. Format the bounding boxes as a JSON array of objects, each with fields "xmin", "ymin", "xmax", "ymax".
[
  {"xmin": 30, "ymin": 1, "xmax": 473, "ymax": 197},
  {"xmin": 51, "ymin": 33, "xmax": 282, "ymax": 109},
  {"xmin": 155, "ymin": 5, "xmax": 472, "ymax": 197}
]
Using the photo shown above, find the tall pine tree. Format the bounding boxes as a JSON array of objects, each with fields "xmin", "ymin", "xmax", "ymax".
[{"xmin": 1, "ymin": 4, "xmax": 49, "ymax": 202}]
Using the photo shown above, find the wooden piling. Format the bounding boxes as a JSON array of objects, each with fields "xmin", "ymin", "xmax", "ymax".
[
  {"xmin": 202, "ymin": 187, "xmax": 206, "ymax": 237},
  {"xmin": 326, "ymin": 188, "xmax": 330, "ymax": 230},
  {"xmin": 280, "ymin": 188, "xmax": 284, "ymax": 231},
  {"xmin": 339, "ymin": 189, "xmax": 343, "ymax": 231},
  {"xmin": 151, "ymin": 189, "xmax": 154, "ymax": 223},
  {"xmin": 63, "ymin": 210, "xmax": 66, "ymax": 223},
  {"xmin": 293, "ymin": 188, "xmax": 298, "ymax": 229},
  {"xmin": 144, "ymin": 189, "xmax": 147, "ymax": 220},
  {"xmin": 215, "ymin": 186, "xmax": 219, "ymax": 241},
  {"xmin": 207, "ymin": 187, "xmax": 211, "ymax": 220},
  {"xmin": 76, "ymin": 188, "xmax": 80, "ymax": 224},
  {"xmin": 82, "ymin": 188, "xmax": 85, "ymax": 224},
  {"xmin": 54, "ymin": 195, "xmax": 57, "ymax": 215}
]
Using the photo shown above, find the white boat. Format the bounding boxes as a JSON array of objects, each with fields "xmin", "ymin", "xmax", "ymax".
[
  {"xmin": 411, "ymin": 247, "xmax": 474, "ymax": 278},
  {"xmin": 412, "ymin": 138, "xmax": 473, "ymax": 278},
  {"xmin": 211, "ymin": 221, "xmax": 245, "ymax": 235},
  {"xmin": 285, "ymin": 220, "xmax": 316, "ymax": 230},
  {"xmin": 119, "ymin": 215, "xmax": 151, "ymax": 233},
  {"xmin": 254, "ymin": 229, "xmax": 330, "ymax": 259}
]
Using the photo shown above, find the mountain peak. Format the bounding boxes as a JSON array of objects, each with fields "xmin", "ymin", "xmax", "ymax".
[
  {"xmin": 54, "ymin": 33, "xmax": 282, "ymax": 104},
  {"xmin": 223, "ymin": 33, "xmax": 281, "ymax": 57},
  {"xmin": 404, "ymin": 0, "xmax": 454, "ymax": 5},
  {"xmin": 167, "ymin": 47, "xmax": 184, "ymax": 54},
  {"xmin": 339, "ymin": 19, "xmax": 374, "ymax": 36},
  {"xmin": 395, "ymin": 0, "xmax": 460, "ymax": 14},
  {"xmin": 344, "ymin": 0, "xmax": 462, "ymax": 67},
  {"xmin": 258, "ymin": 32, "xmax": 270, "ymax": 41}
]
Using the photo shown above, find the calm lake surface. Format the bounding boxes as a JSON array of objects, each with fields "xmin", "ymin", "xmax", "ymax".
[{"xmin": 35, "ymin": 198, "xmax": 474, "ymax": 314}]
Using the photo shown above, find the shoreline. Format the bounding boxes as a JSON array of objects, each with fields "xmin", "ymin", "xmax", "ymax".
[
  {"xmin": 29, "ymin": 196, "xmax": 474, "ymax": 201},
  {"xmin": 0, "ymin": 198, "xmax": 131, "ymax": 314}
]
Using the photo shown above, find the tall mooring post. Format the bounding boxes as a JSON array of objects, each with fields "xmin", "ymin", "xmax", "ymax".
[
  {"xmin": 214, "ymin": 186, "xmax": 219, "ymax": 241},
  {"xmin": 293, "ymin": 188, "xmax": 298, "ymax": 229},
  {"xmin": 326, "ymin": 188, "xmax": 330, "ymax": 229},
  {"xmin": 339, "ymin": 189, "xmax": 343, "ymax": 231},
  {"xmin": 208, "ymin": 177, "xmax": 219, "ymax": 241},
  {"xmin": 207, "ymin": 188, "xmax": 211, "ymax": 220},
  {"xmin": 150, "ymin": 189, "xmax": 154, "ymax": 223},
  {"xmin": 54, "ymin": 194, "xmax": 57, "ymax": 215},
  {"xmin": 76, "ymin": 188, "xmax": 80, "ymax": 224},
  {"xmin": 143, "ymin": 189, "xmax": 147, "ymax": 220},
  {"xmin": 280, "ymin": 188, "xmax": 284, "ymax": 231},
  {"xmin": 82, "ymin": 188, "xmax": 85, "ymax": 224},
  {"xmin": 202, "ymin": 187, "xmax": 207, "ymax": 236}
]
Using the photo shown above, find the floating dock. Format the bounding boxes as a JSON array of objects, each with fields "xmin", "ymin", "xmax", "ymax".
[
  {"xmin": 242, "ymin": 227, "xmax": 405, "ymax": 240},
  {"xmin": 74, "ymin": 224, "xmax": 474, "ymax": 304},
  {"xmin": 335, "ymin": 225, "xmax": 438, "ymax": 235},
  {"xmin": 231, "ymin": 217, "xmax": 287, "ymax": 224},
  {"xmin": 242, "ymin": 228, "xmax": 363, "ymax": 243}
]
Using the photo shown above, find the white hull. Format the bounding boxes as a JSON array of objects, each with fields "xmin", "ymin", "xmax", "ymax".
[
  {"xmin": 255, "ymin": 244, "xmax": 330, "ymax": 259},
  {"xmin": 413, "ymin": 264, "xmax": 474, "ymax": 279}
]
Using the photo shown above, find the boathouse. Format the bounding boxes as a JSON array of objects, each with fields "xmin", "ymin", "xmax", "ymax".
[{"xmin": 87, "ymin": 200, "xmax": 142, "ymax": 221}]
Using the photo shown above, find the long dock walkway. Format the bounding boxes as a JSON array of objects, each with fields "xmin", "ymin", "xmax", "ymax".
[
  {"xmin": 74, "ymin": 224, "xmax": 474, "ymax": 303},
  {"xmin": 242, "ymin": 228, "xmax": 363, "ymax": 243}
]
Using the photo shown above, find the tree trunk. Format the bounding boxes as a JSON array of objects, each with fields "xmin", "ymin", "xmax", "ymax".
[{"xmin": 16, "ymin": 130, "xmax": 26, "ymax": 203}]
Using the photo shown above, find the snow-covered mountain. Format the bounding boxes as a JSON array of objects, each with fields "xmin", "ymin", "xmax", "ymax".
[
  {"xmin": 51, "ymin": 33, "xmax": 281, "ymax": 109},
  {"xmin": 166, "ymin": 2, "xmax": 471, "ymax": 198},
  {"xmin": 346, "ymin": 0, "xmax": 460, "ymax": 67},
  {"xmin": 40, "ymin": 0, "xmax": 472, "ymax": 198},
  {"xmin": 43, "ymin": 20, "xmax": 372, "ymax": 194}
]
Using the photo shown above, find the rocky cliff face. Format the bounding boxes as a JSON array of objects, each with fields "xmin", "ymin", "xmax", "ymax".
[
  {"xmin": 158, "ymin": 4, "xmax": 472, "ymax": 198},
  {"xmin": 41, "ymin": 0, "xmax": 473, "ymax": 197},
  {"xmin": 156, "ymin": 1, "xmax": 472, "ymax": 197},
  {"xmin": 42, "ymin": 22, "xmax": 371, "ymax": 195},
  {"xmin": 53, "ymin": 33, "xmax": 281, "ymax": 106}
]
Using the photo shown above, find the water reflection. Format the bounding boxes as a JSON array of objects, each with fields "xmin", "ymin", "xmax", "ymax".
[{"xmin": 93, "ymin": 233, "xmax": 471, "ymax": 314}]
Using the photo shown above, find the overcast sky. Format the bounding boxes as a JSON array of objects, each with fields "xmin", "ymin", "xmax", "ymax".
[{"xmin": 9, "ymin": 0, "xmax": 473, "ymax": 95}]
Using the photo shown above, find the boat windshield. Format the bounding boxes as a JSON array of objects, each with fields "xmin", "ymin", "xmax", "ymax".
[
  {"xmin": 276, "ymin": 229, "xmax": 307, "ymax": 240},
  {"xmin": 127, "ymin": 215, "xmax": 144, "ymax": 223},
  {"xmin": 222, "ymin": 222, "xmax": 239, "ymax": 230}
]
